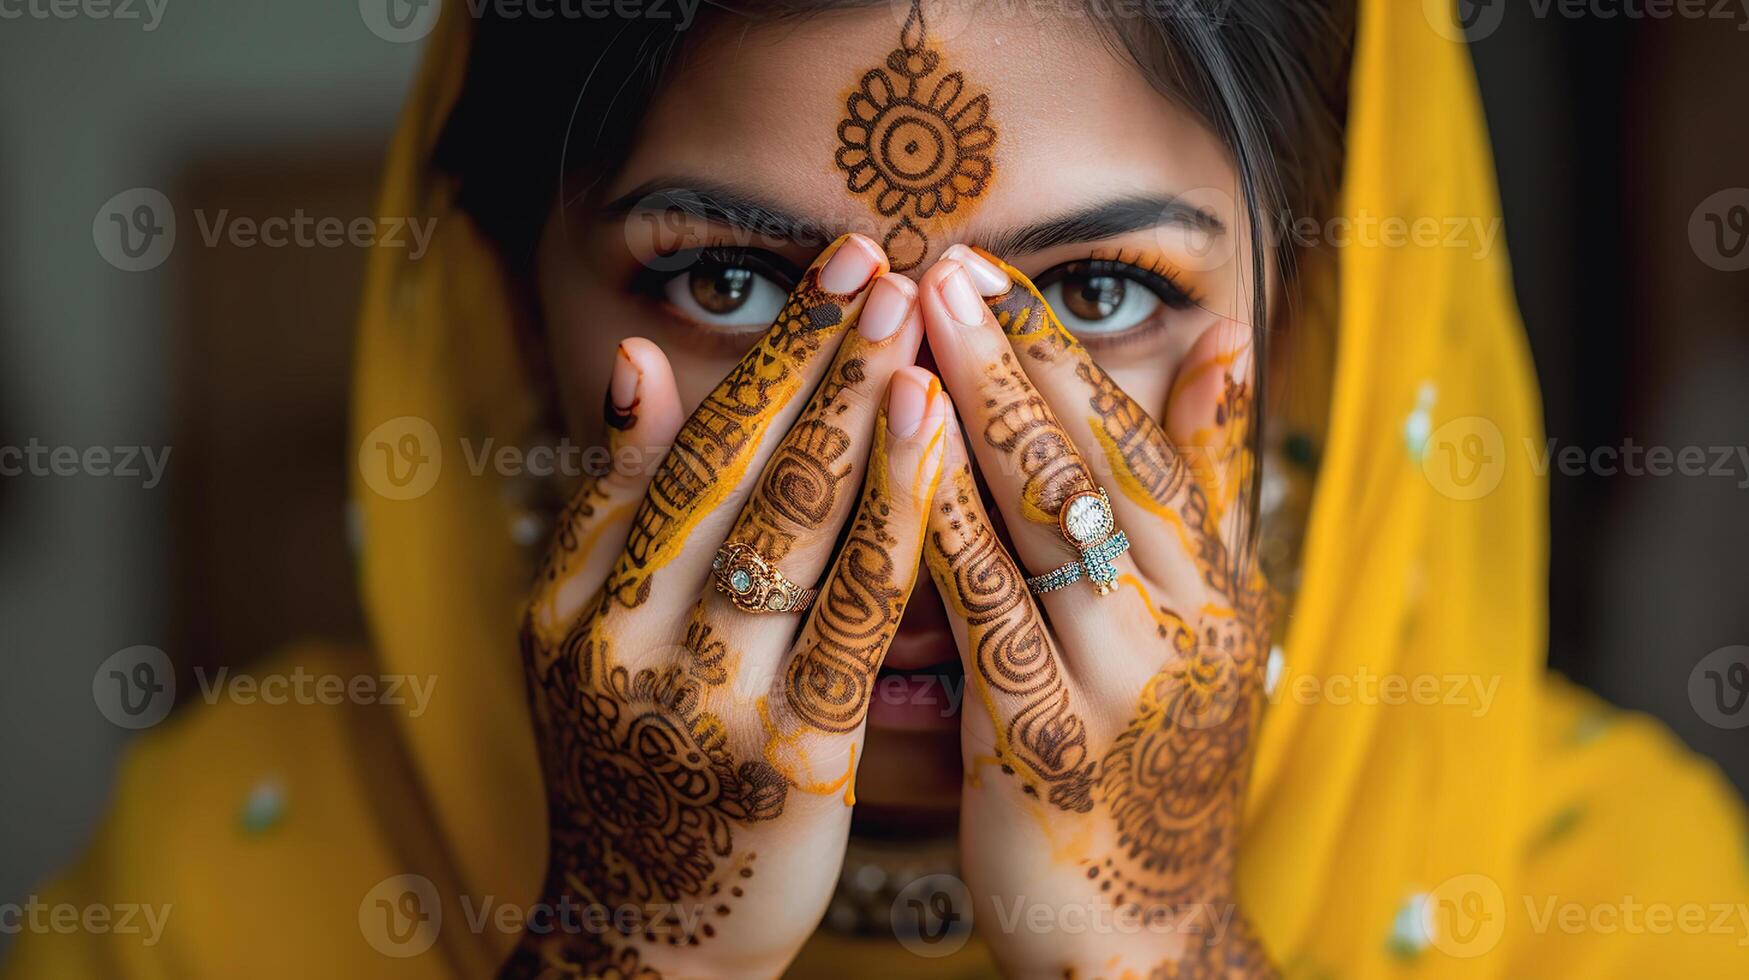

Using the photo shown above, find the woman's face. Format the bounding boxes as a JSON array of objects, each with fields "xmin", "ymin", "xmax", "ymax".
[{"xmin": 536, "ymin": 4, "xmax": 1259, "ymax": 820}]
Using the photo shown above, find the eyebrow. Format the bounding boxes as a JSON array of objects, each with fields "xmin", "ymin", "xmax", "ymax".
[
  {"xmin": 601, "ymin": 179, "xmax": 1226, "ymax": 256},
  {"xmin": 602, "ymin": 180, "xmax": 837, "ymax": 249},
  {"xmin": 974, "ymin": 196, "xmax": 1226, "ymax": 255}
]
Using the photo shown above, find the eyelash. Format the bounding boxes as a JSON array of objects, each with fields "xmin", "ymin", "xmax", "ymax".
[
  {"xmin": 1032, "ymin": 248, "xmax": 1204, "ymax": 348},
  {"xmin": 630, "ymin": 243, "xmax": 1202, "ymax": 352},
  {"xmin": 631, "ymin": 243, "xmax": 802, "ymax": 344},
  {"xmin": 633, "ymin": 243, "xmax": 801, "ymax": 292},
  {"xmin": 1041, "ymin": 249, "xmax": 1202, "ymax": 309}
]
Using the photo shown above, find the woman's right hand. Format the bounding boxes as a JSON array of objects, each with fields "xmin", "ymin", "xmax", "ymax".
[{"xmin": 504, "ymin": 234, "xmax": 948, "ymax": 978}]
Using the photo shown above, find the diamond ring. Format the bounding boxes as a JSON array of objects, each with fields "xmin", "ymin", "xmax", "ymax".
[
  {"xmin": 711, "ymin": 542, "xmax": 817, "ymax": 614},
  {"xmin": 1025, "ymin": 487, "xmax": 1130, "ymax": 596}
]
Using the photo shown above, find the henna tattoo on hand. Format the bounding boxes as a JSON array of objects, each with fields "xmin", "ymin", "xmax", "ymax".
[
  {"xmin": 510, "ymin": 609, "xmax": 789, "ymax": 976},
  {"xmin": 784, "ymin": 417, "xmax": 914, "ymax": 733},
  {"xmin": 947, "ymin": 262, "xmax": 1276, "ymax": 975},
  {"xmin": 728, "ymin": 356, "xmax": 863, "ymax": 564},
  {"xmin": 927, "ymin": 465, "xmax": 1095, "ymax": 812},
  {"xmin": 605, "ymin": 267, "xmax": 852, "ymax": 608},
  {"xmin": 982, "ymin": 353, "xmax": 1097, "ymax": 528},
  {"xmin": 1098, "ymin": 609, "xmax": 1255, "ymax": 903},
  {"xmin": 834, "ymin": 0, "xmax": 995, "ymax": 272}
]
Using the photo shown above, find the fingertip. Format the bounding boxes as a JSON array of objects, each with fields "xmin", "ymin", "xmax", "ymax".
[
  {"xmin": 858, "ymin": 272, "xmax": 920, "ymax": 344},
  {"xmin": 940, "ymin": 243, "xmax": 1011, "ymax": 297},
  {"xmin": 818, "ymin": 232, "xmax": 889, "ymax": 295},
  {"xmin": 885, "ymin": 365, "xmax": 939, "ymax": 439},
  {"xmin": 610, "ymin": 337, "xmax": 684, "ymax": 451}
]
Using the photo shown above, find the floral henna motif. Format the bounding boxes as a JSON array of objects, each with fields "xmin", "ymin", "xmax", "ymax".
[
  {"xmin": 982, "ymin": 353, "xmax": 1098, "ymax": 528},
  {"xmin": 511, "ymin": 612, "xmax": 788, "ymax": 975},
  {"xmin": 1098, "ymin": 613, "xmax": 1257, "ymax": 903},
  {"xmin": 928, "ymin": 465, "xmax": 1095, "ymax": 812},
  {"xmin": 834, "ymin": 0, "xmax": 995, "ymax": 271},
  {"xmin": 783, "ymin": 424, "xmax": 911, "ymax": 733},
  {"xmin": 605, "ymin": 268, "xmax": 852, "ymax": 608}
]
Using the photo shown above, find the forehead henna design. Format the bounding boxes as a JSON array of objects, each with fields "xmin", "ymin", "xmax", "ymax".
[{"xmin": 834, "ymin": 0, "xmax": 996, "ymax": 272}]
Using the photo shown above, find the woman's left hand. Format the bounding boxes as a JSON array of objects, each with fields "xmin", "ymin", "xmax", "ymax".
[{"xmin": 917, "ymin": 246, "xmax": 1275, "ymax": 978}]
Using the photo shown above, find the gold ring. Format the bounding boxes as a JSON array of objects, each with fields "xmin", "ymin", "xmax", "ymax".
[{"xmin": 711, "ymin": 542, "xmax": 818, "ymax": 614}]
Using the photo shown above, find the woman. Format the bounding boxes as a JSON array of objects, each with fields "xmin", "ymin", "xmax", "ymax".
[{"xmin": 8, "ymin": 0, "xmax": 1745, "ymax": 977}]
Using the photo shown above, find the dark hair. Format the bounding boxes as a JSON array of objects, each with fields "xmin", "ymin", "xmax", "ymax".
[{"xmin": 433, "ymin": 0, "xmax": 1356, "ymax": 552}]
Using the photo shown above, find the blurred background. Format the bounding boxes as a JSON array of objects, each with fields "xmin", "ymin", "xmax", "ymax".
[{"xmin": 0, "ymin": 0, "xmax": 1745, "ymax": 960}]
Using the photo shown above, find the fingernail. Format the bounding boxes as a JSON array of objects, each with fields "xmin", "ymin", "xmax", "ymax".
[
  {"xmin": 607, "ymin": 344, "xmax": 640, "ymax": 430},
  {"xmin": 858, "ymin": 274, "xmax": 915, "ymax": 343},
  {"xmin": 938, "ymin": 263, "xmax": 987, "ymax": 326},
  {"xmin": 942, "ymin": 244, "xmax": 1009, "ymax": 296},
  {"xmin": 887, "ymin": 368, "xmax": 936, "ymax": 438},
  {"xmin": 818, "ymin": 234, "xmax": 883, "ymax": 294}
]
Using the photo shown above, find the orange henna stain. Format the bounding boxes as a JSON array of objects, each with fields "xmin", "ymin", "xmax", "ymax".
[{"xmin": 756, "ymin": 696, "xmax": 858, "ymax": 806}]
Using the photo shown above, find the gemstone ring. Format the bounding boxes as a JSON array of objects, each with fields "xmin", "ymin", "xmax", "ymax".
[
  {"xmin": 711, "ymin": 542, "xmax": 817, "ymax": 614},
  {"xmin": 1025, "ymin": 487, "xmax": 1130, "ymax": 597}
]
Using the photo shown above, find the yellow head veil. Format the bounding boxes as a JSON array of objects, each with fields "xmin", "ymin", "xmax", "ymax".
[{"xmin": 10, "ymin": 2, "xmax": 1744, "ymax": 978}]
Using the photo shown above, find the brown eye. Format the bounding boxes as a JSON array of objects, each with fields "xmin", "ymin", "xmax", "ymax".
[
  {"xmin": 661, "ymin": 253, "xmax": 790, "ymax": 330},
  {"xmin": 1036, "ymin": 260, "xmax": 1172, "ymax": 339},
  {"xmin": 688, "ymin": 265, "xmax": 755, "ymax": 314},
  {"xmin": 1061, "ymin": 273, "xmax": 1126, "ymax": 322}
]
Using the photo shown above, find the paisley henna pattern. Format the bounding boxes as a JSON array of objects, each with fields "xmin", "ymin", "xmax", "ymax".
[
  {"xmin": 834, "ymin": 0, "xmax": 996, "ymax": 271},
  {"xmin": 927, "ymin": 466, "xmax": 1095, "ymax": 812},
  {"xmin": 950, "ymin": 261, "xmax": 1275, "ymax": 976},
  {"xmin": 727, "ymin": 357, "xmax": 863, "ymax": 564},
  {"xmin": 605, "ymin": 267, "xmax": 852, "ymax": 608},
  {"xmin": 981, "ymin": 353, "xmax": 1097, "ymax": 528},
  {"xmin": 783, "ymin": 422, "xmax": 911, "ymax": 733}
]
